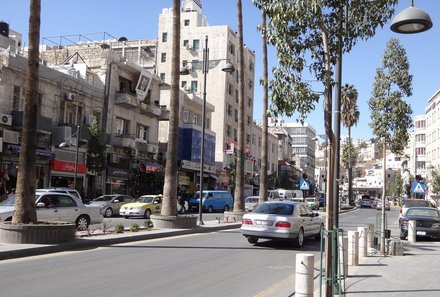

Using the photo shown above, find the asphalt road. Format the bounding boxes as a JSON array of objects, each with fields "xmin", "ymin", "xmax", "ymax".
[{"xmin": 0, "ymin": 207, "xmax": 395, "ymax": 297}]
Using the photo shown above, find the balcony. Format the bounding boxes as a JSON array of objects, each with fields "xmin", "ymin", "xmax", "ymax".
[
  {"xmin": 111, "ymin": 133, "xmax": 135, "ymax": 148},
  {"xmin": 147, "ymin": 143, "xmax": 159, "ymax": 154},
  {"xmin": 115, "ymin": 92, "xmax": 139, "ymax": 109},
  {"xmin": 11, "ymin": 111, "xmax": 52, "ymax": 133},
  {"xmin": 135, "ymin": 139, "xmax": 149, "ymax": 152},
  {"xmin": 139, "ymin": 102, "xmax": 161, "ymax": 118}
]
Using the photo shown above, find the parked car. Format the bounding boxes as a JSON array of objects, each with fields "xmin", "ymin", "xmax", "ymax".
[
  {"xmin": 188, "ymin": 190, "xmax": 233, "ymax": 213},
  {"xmin": 305, "ymin": 197, "xmax": 320, "ymax": 210},
  {"xmin": 240, "ymin": 201, "xmax": 324, "ymax": 248},
  {"xmin": 245, "ymin": 196, "xmax": 260, "ymax": 212},
  {"xmin": 376, "ymin": 199, "xmax": 391, "ymax": 211},
  {"xmin": 119, "ymin": 195, "xmax": 162, "ymax": 219},
  {"xmin": 89, "ymin": 194, "xmax": 135, "ymax": 217},
  {"xmin": 399, "ymin": 207, "xmax": 440, "ymax": 240},
  {"xmin": 399, "ymin": 199, "xmax": 433, "ymax": 221},
  {"xmin": 0, "ymin": 191, "xmax": 102, "ymax": 229},
  {"xmin": 37, "ymin": 188, "xmax": 83, "ymax": 203}
]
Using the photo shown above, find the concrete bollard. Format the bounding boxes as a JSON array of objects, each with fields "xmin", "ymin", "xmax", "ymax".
[
  {"xmin": 295, "ymin": 253, "xmax": 314, "ymax": 297},
  {"xmin": 408, "ymin": 220, "xmax": 416, "ymax": 243},
  {"xmin": 357, "ymin": 226, "xmax": 368, "ymax": 257},
  {"xmin": 347, "ymin": 230, "xmax": 359, "ymax": 267},
  {"xmin": 366, "ymin": 223, "xmax": 375, "ymax": 252},
  {"xmin": 338, "ymin": 234, "xmax": 348, "ymax": 278}
]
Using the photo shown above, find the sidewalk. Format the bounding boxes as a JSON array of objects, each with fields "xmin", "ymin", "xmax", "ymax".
[{"xmin": 0, "ymin": 220, "xmax": 241, "ymax": 261}]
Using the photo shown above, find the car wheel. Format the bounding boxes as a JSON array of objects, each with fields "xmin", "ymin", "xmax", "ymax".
[
  {"xmin": 104, "ymin": 208, "xmax": 113, "ymax": 218},
  {"xmin": 224, "ymin": 205, "xmax": 230, "ymax": 212},
  {"xmin": 207, "ymin": 206, "xmax": 214, "ymax": 213},
  {"xmin": 247, "ymin": 236, "xmax": 258, "ymax": 244},
  {"xmin": 293, "ymin": 227, "xmax": 304, "ymax": 248},
  {"xmin": 144, "ymin": 209, "xmax": 151, "ymax": 219},
  {"xmin": 124, "ymin": 216, "xmax": 129, "ymax": 219},
  {"xmin": 315, "ymin": 224, "xmax": 324, "ymax": 241},
  {"xmin": 76, "ymin": 215, "xmax": 90, "ymax": 230}
]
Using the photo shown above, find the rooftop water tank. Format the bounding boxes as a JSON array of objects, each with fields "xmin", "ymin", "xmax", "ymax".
[{"xmin": 0, "ymin": 21, "xmax": 9, "ymax": 37}]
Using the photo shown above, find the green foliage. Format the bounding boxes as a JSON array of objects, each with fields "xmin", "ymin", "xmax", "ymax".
[
  {"xmin": 130, "ymin": 223, "xmax": 140, "ymax": 232},
  {"xmin": 86, "ymin": 121, "xmax": 107, "ymax": 175},
  {"xmin": 114, "ymin": 224, "xmax": 124, "ymax": 233},
  {"xmin": 369, "ymin": 38, "xmax": 413, "ymax": 154},
  {"xmin": 387, "ymin": 170, "xmax": 403, "ymax": 197},
  {"xmin": 431, "ymin": 170, "xmax": 440, "ymax": 194},
  {"xmin": 252, "ymin": 0, "xmax": 398, "ymax": 120},
  {"xmin": 341, "ymin": 84, "xmax": 360, "ymax": 128},
  {"xmin": 144, "ymin": 219, "xmax": 154, "ymax": 231},
  {"xmin": 341, "ymin": 141, "xmax": 358, "ymax": 168}
]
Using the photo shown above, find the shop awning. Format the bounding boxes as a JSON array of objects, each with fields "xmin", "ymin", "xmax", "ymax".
[{"xmin": 139, "ymin": 162, "xmax": 163, "ymax": 172}]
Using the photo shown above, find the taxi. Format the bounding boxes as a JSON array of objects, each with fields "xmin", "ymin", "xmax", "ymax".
[{"xmin": 119, "ymin": 194, "xmax": 162, "ymax": 219}]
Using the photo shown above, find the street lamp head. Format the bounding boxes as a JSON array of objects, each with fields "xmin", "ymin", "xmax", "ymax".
[
  {"xmin": 390, "ymin": 5, "xmax": 433, "ymax": 34},
  {"xmin": 221, "ymin": 62, "xmax": 235, "ymax": 73}
]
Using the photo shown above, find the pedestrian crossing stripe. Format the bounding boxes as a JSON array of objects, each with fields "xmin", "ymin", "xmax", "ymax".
[
  {"xmin": 414, "ymin": 183, "xmax": 424, "ymax": 193},
  {"xmin": 300, "ymin": 180, "xmax": 309, "ymax": 190}
]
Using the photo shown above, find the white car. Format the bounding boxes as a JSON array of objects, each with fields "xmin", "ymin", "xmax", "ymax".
[
  {"xmin": 241, "ymin": 201, "xmax": 324, "ymax": 248},
  {"xmin": 0, "ymin": 191, "xmax": 103, "ymax": 230}
]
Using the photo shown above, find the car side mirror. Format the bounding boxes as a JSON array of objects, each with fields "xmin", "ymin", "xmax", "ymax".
[
  {"xmin": 36, "ymin": 202, "xmax": 46, "ymax": 208},
  {"xmin": 113, "ymin": 200, "xmax": 119, "ymax": 203}
]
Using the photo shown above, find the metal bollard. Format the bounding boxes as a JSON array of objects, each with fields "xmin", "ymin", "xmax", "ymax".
[
  {"xmin": 408, "ymin": 220, "xmax": 416, "ymax": 243},
  {"xmin": 295, "ymin": 253, "xmax": 314, "ymax": 297},
  {"xmin": 357, "ymin": 226, "xmax": 368, "ymax": 257},
  {"xmin": 366, "ymin": 223, "xmax": 375, "ymax": 252},
  {"xmin": 347, "ymin": 230, "xmax": 359, "ymax": 267}
]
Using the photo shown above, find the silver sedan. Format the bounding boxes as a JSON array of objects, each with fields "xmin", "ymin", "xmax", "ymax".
[{"xmin": 240, "ymin": 201, "xmax": 324, "ymax": 248}]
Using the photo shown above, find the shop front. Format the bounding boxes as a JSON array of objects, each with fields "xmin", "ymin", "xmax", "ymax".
[
  {"xmin": 49, "ymin": 159, "xmax": 86, "ymax": 190},
  {"xmin": 106, "ymin": 167, "xmax": 129, "ymax": 195}
]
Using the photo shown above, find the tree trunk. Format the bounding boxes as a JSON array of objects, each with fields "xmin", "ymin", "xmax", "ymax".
[
  {"xmin": 161, "ymin": 0, "xmax": 180, "ymax": 216},
  {"xmin": 12, "ymin": 0, "xmax": 41, "ymax": 224},
  {"xmin": 259, "ymin": 10, "xmax": 268, "ymax": 203},
  {"xmin": 233, "ymin": 0, "xmax": 245, "ymax": 213}
]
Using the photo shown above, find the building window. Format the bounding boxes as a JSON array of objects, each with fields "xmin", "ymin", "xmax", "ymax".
[
  {"xmin": 136, "ymin": 124, "xmax": 149, "ymax": 142},
  {"xmin": 193, "ymin": 114, "xmax": 199, "ymax": 125},
  {"xmin": 191, "ymin": 81, "xmax": 198, "ymax": 93},
  {"xmin": 227, "ymin": 104, "xmax": 233, "ymax": 116},
  {"xmin": 246, "ymin": 134, "xmax": 251, "ymax": 144},
  {"xmin": 161, "ymin": 32, "xmax": 168, "ymax": 42},
  {"xmin": 252, "ymin": 134, "xmax": 256, "ymax": 144},
  {"xmin": 161, "ymin": 53, "xmax": 167, "ymax": 63},
  {"xmin": 248, "ymin": 97, "xmax": 252, "ymax": 107},
  {"xmin": 183, "ymin": 109, "xmax": 189, "ymax": 122},
  {"xmin": 249, "ymin": 62, "xmax": 254, "ymax": 71},
  {"xmin": 228, "ymin": 84, "xmax": 233, "ymax": 96},
  {"xmin": 234, "ymin": 128, "xmax": 237, "ymax": 141},
  {"xmin": 235, "ymin": 90, "xmax": 239, "ymax": 103},
  {"xmin": 160, "ymin": 73, "xmax": 165, "ymax": 81},
  {"xmin": 193, "ymin": 39, "xmax": 200, "ymax": 51},
  {"xmin": 115, "ymin": 117, "xmax": 128, "ymax": 135},
  {"xmin": 248, "ymin": 80, "xmax": 253, "ymax": 89},
  {"xmin": 229, "ymin": 42, "xmax": 235, "ymax": 55},
  {"xmin": 206, "ymin": 117, "xmax": 210, "ymax": 130},
  {"xmin": 12, "ymin": 85, "xmax": 21, "ymax": 110},
  {"xmin": 181, "ymin": 81, "xmax": 187, "ymax": 89},
  {"xmin": 183, "ymin": 40, "xmax": 189, "ymax": 47},
  {"xmin": 247, "ymin": 116, "xmax": 251, "ymax": 126},
  {"xmin": 226, "ymin": 125, "xmax": 231, "ymax": 137},
  {"xmin": 184, "ymin": 19, "xmax": 190, "ymax": 26},
  {"xmin": 234, "ymin": 109, "xmax": 238, "ymax": 122}
]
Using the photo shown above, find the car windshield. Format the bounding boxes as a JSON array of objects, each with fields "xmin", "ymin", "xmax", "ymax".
[
  {"xmin": 0, "ymin": 195, "xmax": 16, "ymax": 206},
  {"xmin": 93, "ymin": 195, "xmax": 115, "ymax": 202},
  {"xmin": 253, "ymin": 203, "xmax": 294, "ymax": 215},
  {"xmin": 406, "ymin": 208, "xmax": 440, "ymax": 218},
  {"xmin": 138, "ymin": 196, "xmax": 154, "ymax": 203},
  {"xmin": 245, "ymin": 198, "xmax": 259, "ymax": 203}
]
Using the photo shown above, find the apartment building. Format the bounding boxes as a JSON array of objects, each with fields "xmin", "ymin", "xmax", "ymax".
[
  {"xmin": 426, "ymin": 89, "xmax": 440, "ymax": 181},
  {"xmin": 156, "ymin": 0, "xmax": 256, "ymax": 190}
]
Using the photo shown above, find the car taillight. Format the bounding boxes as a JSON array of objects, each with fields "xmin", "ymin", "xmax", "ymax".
[
  {"xmin": 400, "ymin": 208, "xmax": 402, "ymax": 213},
  {"xmin": 275, "ymin": 221, "xmax": 291, "ymax": 228},
  {"xmin": 242, "ymin": 218, "xmax": 253, "ymax": 225},
  {"xmin": 432, "ymin": 223, "xmax": 440, "ymax": 228}
]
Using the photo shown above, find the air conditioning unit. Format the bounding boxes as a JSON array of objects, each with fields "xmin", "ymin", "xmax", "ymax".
[
  {"xmin": 186, "ymin": 44, "xmax": 192, "ymax": 50},
  {"xmin": 131, "ymin": 148, "xmax": 138, "ymax": 157},
  {"xmin": 65, "ymin": 92, "xmax": 76, "ymax": 101},
  {"xmin": 110, "ymin": 154, "xmax": 120, "ymax": 163},
  {"xmin": 86, "ymin": 114, "xmax": 97, "ymax": 125},
  {"xmin": 3, "ymin": 130, "xmax": 19, "ymax": 144},
  {"xmin": 0, "ymin": 113, "xmax": 12, "ymax": 126}
]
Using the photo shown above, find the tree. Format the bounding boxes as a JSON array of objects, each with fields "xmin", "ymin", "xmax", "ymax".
[
  {"xmin": 233, "ymin": 0, "xmax": 246, "ymax": 214},
  {"xmin": 161, "ymin": 0, "xmax": 180, "ymax": 217},
  {"xmin": 251, "ymin": 0, "xmax": 398, "ymax": 293},
  {"xmin": 431, "ymin": 170, "xmax": 440, "ymax": 194},
  {"xmin": 341, "ymin": 84, "xmax": 360, "ymax": 205},
  {"xmin": 388, "ymin": 170, "xmax": 403, "ymax": 198},
  {"xmin": 12, "ymin": 0, "xmax": 41, "ymax": 224},
  {"xmin": 258, "ymin": 8, "xmax": 269, "ymax": 204},
  {"xmin": 369, "ymin": 37, "xmax": 413, "ymax": 254},
  {"xmin": 86, "ymin": 121, "xmax": 107, "ymax": 197}
]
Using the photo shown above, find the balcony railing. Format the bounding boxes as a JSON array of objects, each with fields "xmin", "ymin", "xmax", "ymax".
[{"xmin": 115, "ymin": 91, "xmax": 139, "ymax": 109}]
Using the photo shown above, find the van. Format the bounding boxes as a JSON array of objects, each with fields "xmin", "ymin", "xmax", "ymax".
[
  {"xmin": 268, "ymin": 190, "xmax": 280, "ymax": 200},
  {"xmin": 277, "ymin": 189, "xmax": 295, "ymax": 200},
  {"xmin": 188, "ymin": 190, "xmax": 233, "ymax": 213}
]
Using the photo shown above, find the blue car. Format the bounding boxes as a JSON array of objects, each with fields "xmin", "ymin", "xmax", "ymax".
[{"xmin": 188, "ymin": 190, "xmax": 233, "ymax": 213}]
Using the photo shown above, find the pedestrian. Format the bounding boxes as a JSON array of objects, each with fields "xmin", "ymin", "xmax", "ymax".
[{"xmin": 178, "ymin": 194, "xmax": 186, "ymax": 214}]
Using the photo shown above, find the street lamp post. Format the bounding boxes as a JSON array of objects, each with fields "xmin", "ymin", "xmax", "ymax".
[
  {"xmin": 180, "ymin": 35, "xmax": 235, "ymax": 226},
  {"xmin": 59, "ymin": 124, "xmax": 81, "ymax": 190}
]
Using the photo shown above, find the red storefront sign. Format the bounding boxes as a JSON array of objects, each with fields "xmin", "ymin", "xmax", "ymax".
[{"xmin": 50, "ymin": 160, "xmax": 87, "ymax": 173}]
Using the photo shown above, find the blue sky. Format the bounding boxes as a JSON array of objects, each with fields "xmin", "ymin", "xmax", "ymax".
[{"xmin": 2, "ymin": 0, "xmax": 439, "ymax": 140}]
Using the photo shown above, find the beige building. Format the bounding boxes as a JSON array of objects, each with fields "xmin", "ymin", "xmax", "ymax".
[{"xmin": 156, "ymin": 0, "xmax": 256, "ymax": 189}]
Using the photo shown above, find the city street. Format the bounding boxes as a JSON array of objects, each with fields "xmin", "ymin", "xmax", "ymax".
[{"xmin": 0, "ymin": 207, "xmax": 397, "ymax": 297}]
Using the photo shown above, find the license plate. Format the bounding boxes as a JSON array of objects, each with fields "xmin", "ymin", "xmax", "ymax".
[
  {"xmin": 255, "ymin": 220, "xmax": 272, "ymax": 226},
  {"xmin": 417, "ymin": 231, "xmax": 426, "ymax": 235}
]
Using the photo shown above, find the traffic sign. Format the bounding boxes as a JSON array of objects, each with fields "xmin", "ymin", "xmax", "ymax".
[
  {"xmin": 412, "ymin": 181, "xmax": 425, "ymax": 194},
  {"xmin": 300, "ymin": 179, "xmax": 310, "ymax": 190}
]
